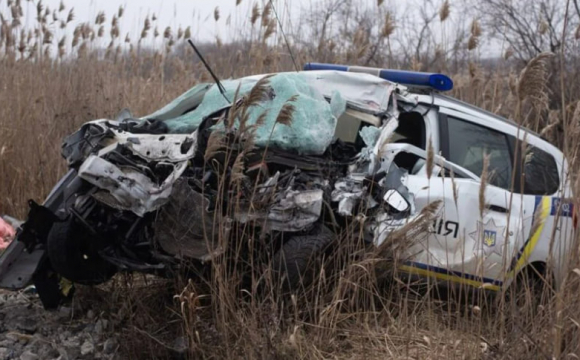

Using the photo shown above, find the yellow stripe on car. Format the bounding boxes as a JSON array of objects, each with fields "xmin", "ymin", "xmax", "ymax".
[
  {"xmin": 509, "ymin": 196, "xmax": 551, "ymax": 277},
  {"xmin": 399, "ymin": 265, "xmax": 501, "ymax": 291},
  {"xmin": 399, "ymin": 197, "xmax": 551, "ymax": 292}
]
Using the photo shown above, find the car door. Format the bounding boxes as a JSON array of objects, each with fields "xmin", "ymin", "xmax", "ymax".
[
  {"xmin": 507, "ymin": 134, "xmax": 575, "ymax": 288},
  {"xmin": 403, "ymin": 108, "xmax": 525, "ymax": 289}
]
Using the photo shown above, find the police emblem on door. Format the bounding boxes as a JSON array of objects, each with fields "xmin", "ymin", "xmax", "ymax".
[
  {"xmin": 483, "ymin": 230, "xmax": 496, "ymax": 247},
  {"xmin": 470, "ymin": 219, "xmax": 505, "ymax": 256}
]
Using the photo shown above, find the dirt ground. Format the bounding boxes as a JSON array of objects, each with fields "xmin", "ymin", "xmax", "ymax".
[{"xmin": 0, "ymin": 289, "xmax": 119, "ymax": 360}]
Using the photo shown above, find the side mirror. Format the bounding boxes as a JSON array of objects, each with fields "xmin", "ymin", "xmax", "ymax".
[{"xmin": 383, "ymin": 189, "xmax": 409, "ymax": 212}]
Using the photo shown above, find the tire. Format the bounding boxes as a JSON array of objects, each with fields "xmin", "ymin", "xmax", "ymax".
[
  {"xmin": 504, "ymin": 265, "xmax": 552, "ymax": 331},
  {"xmin": 47, "ymin": 217, "xmax": 117, "ymax": 285},
  {"xmin": 272, "ymin": 226, "xmax": 334, "ymax": 291},
  {"xmin": 507, "ymin": 266, "xmax": 552, "ymax": 310}
]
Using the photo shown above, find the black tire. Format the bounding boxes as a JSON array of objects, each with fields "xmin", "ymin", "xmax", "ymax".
[
  {"xmin": 272, "ymin": 226, "xmax": 334, "ymax": 291},
  {"xmin": 47, "ymin": 217, "xmax": 117, "ymax": 285},
  {"xmin": 507, "ymin": 266, "xmax": 552, "ymax": 310},
  {"xmin": 504, "ymin": 265, "xmax": 553, "ymax": 332}
]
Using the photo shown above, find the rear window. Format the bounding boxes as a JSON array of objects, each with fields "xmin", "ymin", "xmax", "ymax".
[{"xmin": 520, "ymin": 144, "xmax": 560, "ymax": 195}]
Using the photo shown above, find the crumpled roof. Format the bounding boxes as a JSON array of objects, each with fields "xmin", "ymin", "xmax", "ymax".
[{"xmin": 142, "ymin": 71, "xmax": 400, "ymax": 155}]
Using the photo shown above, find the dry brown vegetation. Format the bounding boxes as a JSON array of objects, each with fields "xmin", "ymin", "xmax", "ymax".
[{"xmin": 2, "ymin": 0, "xmax": 580, "ymax": 359}]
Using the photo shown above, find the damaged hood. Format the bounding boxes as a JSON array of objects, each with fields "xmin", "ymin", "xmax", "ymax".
[
  {"xmin": 64, "ymin": 119, "xmax": 199, "ymax": 216},
  {"xmin": 62, "ymin": 70, "xmax": 414, "ymax": 221}
]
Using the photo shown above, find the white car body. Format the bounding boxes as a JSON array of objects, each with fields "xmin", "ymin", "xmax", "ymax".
[
  {"xmin": 83, "ymin": 70, "xmax": 576, "ymax": 292},
  {"xmin": 4, "ymin": 69, "xmax": 572, "ymax": 297},
  {"xmin": 386, "ymin": 92, "xmax": 576, "ymax": 291}
]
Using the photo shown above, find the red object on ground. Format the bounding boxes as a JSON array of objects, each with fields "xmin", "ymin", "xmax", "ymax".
[{"xmin": 0, "ymin": 217, "xmax": 15, "ymax": 250}]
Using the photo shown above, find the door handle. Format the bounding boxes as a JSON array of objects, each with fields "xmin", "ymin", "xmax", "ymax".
[{"xmin": 487, "ymin": 204, "xmax": 509, "ymax": 213}]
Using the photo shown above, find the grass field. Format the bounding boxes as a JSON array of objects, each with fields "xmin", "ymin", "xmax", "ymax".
[{"xmin": 1, "ymin": 0, "xmax": 580, "ymax": 359}]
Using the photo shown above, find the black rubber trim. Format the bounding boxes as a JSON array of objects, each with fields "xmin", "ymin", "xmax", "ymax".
[
  {"xmin": 507, "ymin": 134, "xmax": 522, "ymax": 193},
  {"xmin": 438, "ymin": 112, "xmax": 450, "ymax": 160}
]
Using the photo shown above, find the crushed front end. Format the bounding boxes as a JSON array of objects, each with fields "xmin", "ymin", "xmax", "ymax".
[{"xmin": 0, "ymin": 70, "xmax": 427, "ymax": 308}]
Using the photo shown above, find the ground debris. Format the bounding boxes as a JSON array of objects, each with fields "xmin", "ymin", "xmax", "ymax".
[{"xmin": 0, "ymin": 289, "xmax": 119, "ymax": 360}]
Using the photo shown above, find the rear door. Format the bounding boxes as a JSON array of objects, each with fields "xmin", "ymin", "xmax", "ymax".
[{"xmin": 508, "ymin": 135, "xmax": 574, "ymax": 287}]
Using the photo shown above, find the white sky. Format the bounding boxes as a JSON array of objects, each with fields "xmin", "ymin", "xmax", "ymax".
[
  {"xmin": 2, "ymin": 0, "xmax": 390, "ymax": 43},
  {"xmin": 8, "ymin": 0, "xmax": 325, "ymax": 42},
  {"xmin": 2, "ymin": 0, "xmax": 501, "ymax": 57}
]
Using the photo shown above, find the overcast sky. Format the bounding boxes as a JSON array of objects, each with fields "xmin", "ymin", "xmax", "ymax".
[
  {"xmin": 7, "ymin": 0, "xmax": 328, "ymax": 42},
  {"xmin": 2, "ymin": 1, "xmax": 500, "ymax": 57},
  {"xmin": 3, "ymin": 0, "xmax": 391, "ymax": 42}
]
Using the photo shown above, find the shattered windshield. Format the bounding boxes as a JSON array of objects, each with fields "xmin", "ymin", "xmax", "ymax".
[{"xmin": 141, "ymin": 71, "xmax": 398, "ymax": 155}]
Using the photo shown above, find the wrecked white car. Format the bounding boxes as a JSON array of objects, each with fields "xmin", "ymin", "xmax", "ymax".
[{"xmin": 0, "ymin": 64, "xmax": 575, "ymax": 308}]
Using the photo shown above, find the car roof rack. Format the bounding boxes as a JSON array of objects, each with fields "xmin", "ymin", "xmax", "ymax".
[{"xmin": 303, "ymin": 62, "xmax": 453, "ymax": 92}]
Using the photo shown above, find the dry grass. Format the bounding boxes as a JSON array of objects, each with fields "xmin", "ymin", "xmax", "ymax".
[{"xmin": 2, "ymin": 1, "xmax": 580, "ymax": 359}]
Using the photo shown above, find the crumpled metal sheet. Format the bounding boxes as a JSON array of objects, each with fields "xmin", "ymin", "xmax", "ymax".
[
  {"xmin": 64, "ymin": 119, "xmax": 198, "ymax": 164},
  {"xmin": 368, "ymin": 212, "xmax": 409, "ymax": 247},
  {"xmin": 332, "ymin": 142, "xmax": 418, "ymax": 217},
  {"xmin": 154, "ymin": 179, "xmax": 226, "ymax": 261},
  {"xmin": 109, "ymin": 129, "xmax": 197, "ymax": 163},
  {"xmin": 236, "ymin": 187, "xmax": 324, "ymax": 232},
  {"xmin": 78, "ymin": 155, "xmax": 188, "ymax": 216},
  {"xmin": 331, "ymin": 179, "xmax": 367, "ymax": 216},
  {"xmin": 61, "ymin": 120, "xmax": 112, "ymax": 166},
  {"xmin": 301, "ymin": 70, "xmax": 394, "ymax": 113},
  {"xmin": 368, "ymin": 116, "xmax": 399, "ymax": 174},
  {"xmin": 233, "ymin": 70, "xmax": 397, "ymax": 113}
]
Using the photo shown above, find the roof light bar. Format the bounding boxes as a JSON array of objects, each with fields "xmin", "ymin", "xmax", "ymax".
[{"xmin": 303, "ymin": 62, "xmax": 454, "ymax": 92}]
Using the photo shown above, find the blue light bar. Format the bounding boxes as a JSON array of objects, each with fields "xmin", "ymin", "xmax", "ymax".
[{"xmin": 303, "ymin": 62, "xmax": 454, "ymax": 92}]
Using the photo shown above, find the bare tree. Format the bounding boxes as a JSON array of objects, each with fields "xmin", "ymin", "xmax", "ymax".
[
  {"xmin": 472, "ymin": 0, "xmax": 577, "ymax": 62},
  {"xmin": 393, "ymin": 1, "xmax": 440, "ymax": 68}
]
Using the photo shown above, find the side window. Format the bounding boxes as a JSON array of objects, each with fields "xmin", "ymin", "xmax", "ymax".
[
  {"xmin": 446, "ymin": 117, "xmax": 513, "ymax": 190},
  {"xmin": 518, "ymin": 142, "xmax": 560, "ymax": 195}
]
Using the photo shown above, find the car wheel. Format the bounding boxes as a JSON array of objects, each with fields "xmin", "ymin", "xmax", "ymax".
[
  {"xmin": 504, "ymin": 266, "xmax": 552, "ymax": 330},
  {"xmin": 47, "ymin": 217, "xmax": 117, "ymax": 285},
  {"xmin": 272, "ymin": 226, "xmax": 334, "ymax": 292}
]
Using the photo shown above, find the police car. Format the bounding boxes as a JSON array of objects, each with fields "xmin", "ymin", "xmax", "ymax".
[
  {"xmin": 0, "ymin": 63, "xmax": 574, "ymax": 308},
  {"xmin": 305, "ymin": 63, "xmax": 576, "ymax": 292}
]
